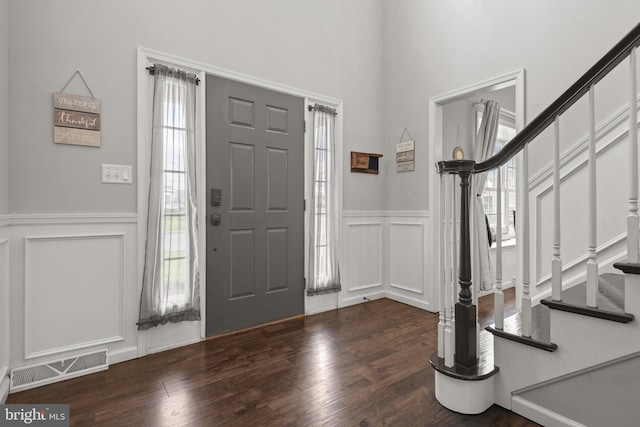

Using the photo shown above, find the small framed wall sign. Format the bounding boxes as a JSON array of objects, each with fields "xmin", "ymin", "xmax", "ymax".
[{"xmin": 396, "ymin": 139, "xmax": 415, "ymax": 172}]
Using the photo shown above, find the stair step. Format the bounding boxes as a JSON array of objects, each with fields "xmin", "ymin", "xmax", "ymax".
[
  {"xmin": 486, "ymin": 304, "xmax": 557, "ymax": 352},
  {"xmin": 429, "ymin": 327, "xmax": 499, "ymax": 381},
  {"xmin": 540, "ymin": 273, "xmax": 634, "ymax": 323},
  {"xmin": 614, "ymin": 261, "xmax": 640, "ymax": 275},
  {"xmin": 429, "ymin": 349, "xmax": 499, "ymax": 381}
]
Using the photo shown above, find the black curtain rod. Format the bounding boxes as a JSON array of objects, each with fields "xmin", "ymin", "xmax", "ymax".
[
  {"xmin": 308, "ymin": 103, "xmax": 337, "ymax": 116},
  {"xmin": 146, "ymin": 66, "xmax": 200, "ymax": 85}
]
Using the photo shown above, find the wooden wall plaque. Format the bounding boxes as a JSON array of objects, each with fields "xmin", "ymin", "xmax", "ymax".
[
  {"xmin": 396, "ymin": 151, "xmax": 415, "ymax": 162},
  {"xmin": 53, "ymin": 92, "xmax": 101, "ymax": 114},
  {"xmin": 351, "ymin": 151, "xmax": 383, "ymax": 174},
  {"xmin": 53, "ymin": 92, "xmax": 102, "ymax": 147},
  {"xmin": 54, "ymin": 127, "xmax": 101, "ymax": 147},
  {"xmin": 396, "ymin": 139, "xmax": 415, "ymax": 173},
  {"xmin": 54, "ymin": 109, "xmax": 100, "ymax": 131}
]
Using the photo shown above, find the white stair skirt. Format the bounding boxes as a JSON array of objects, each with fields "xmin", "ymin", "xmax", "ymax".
[{"xmin": 434, "ymin": 372, "xmax": 495, "ymax": 414}]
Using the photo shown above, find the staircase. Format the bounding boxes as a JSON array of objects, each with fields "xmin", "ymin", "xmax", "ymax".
[{"xmin": 430, "ymin": 21, "xmax": 640, "ymax": 426}]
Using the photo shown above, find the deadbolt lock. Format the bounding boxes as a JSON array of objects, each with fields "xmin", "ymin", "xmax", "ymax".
[{"xmin": 210, "ymin": 213, "xmax": 222, "ymax": 226}]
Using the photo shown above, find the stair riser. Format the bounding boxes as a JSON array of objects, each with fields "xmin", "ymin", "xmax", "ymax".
[
  {"xmin": 494, "ymin": 309, "xmax": 640, "ymax": 410},
  {"xmin": 624, "ymin": 273, "xmax": 640, "ymax": 314}
]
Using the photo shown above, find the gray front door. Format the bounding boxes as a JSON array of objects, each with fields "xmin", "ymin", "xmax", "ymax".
[{"xmin": 206, "ymin": 75, "xmax": 304, "ymax": 336}]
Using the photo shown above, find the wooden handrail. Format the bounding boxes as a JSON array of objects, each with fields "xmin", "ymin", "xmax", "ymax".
[{"xmin": 438, "ymin": 20, "xmax": 640, "ymax": 175}]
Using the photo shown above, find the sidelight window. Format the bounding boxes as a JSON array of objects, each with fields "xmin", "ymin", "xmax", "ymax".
[
  {"xmin": 138, "ymin": 64, "xmax": 200, "ymax": 330},
  {"xmin": 308, "ymin": 104, "xmax": 341, "ymax": 295}
]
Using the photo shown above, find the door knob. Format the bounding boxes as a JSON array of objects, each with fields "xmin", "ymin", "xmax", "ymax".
[{"xmin": 210, "ymin": 213, "xmax": 222, "ymax": 226}]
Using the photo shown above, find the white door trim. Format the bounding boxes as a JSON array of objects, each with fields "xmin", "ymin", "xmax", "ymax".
[
  {"xmin": 137, "ymin": 47, "xmax": 343, "ymax": 352},
  {"xmin": 428, "ymin": 69, "xmax": 526, "ymax": 312}
]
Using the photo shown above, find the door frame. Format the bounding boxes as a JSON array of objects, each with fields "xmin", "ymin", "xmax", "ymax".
[
  {"xmin": 137, "ymin": 47, "xmax": 343, "ymax": 354},
  {"xmin": 428, "ymin": 69, "xmax": 525, "ymax": 315}
]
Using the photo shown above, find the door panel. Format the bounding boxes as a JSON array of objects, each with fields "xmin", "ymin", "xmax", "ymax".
[{"xmin": 206, "ymin": 75, "xmax": 304, "ymax": 336}]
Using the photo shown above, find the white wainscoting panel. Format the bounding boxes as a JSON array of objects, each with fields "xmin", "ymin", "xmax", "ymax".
[
  {"xmin": 337, "ymin": 212, "xmax": 432, "ymax": 311},
  {"xmin": 345, "ymin": 222, "xmax": 383, "ymax": 293},
  {"xmin": 0, "ymin": 237, "xmax": 9, "ymax": 402},
  {"xmin": 24, "ymin": 233, "xmax": 125, "ymax": 359},
  {"xmin": 387, "ymin": 213, "xmax": 432, "ymax": 311},
  {"xmin": 389, "ymin": 222, "xmax": 424, "ymax": 294}
]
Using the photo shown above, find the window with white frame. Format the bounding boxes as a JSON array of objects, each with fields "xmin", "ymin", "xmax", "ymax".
[
  {"xmin": 307, "ymin": 104, "xmax": 341, "ymax": 296},
  {"xmin": 478, "ymin": 110, "xmax": 517, "ymax": 246},
  {"xmin": 161, "ymin": 92, "xmax": 190, "ymax": 308}
]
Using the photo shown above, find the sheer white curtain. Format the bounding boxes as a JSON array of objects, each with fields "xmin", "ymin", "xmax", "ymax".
[
  {"xmin": 308, "ymin": 105, "xmax": 341, "ymax": 295},
  {"xmin": 138, "ymin": 64, "xmax": 200, "ymax": 330},
  {"xmin": 474, "ymin": 100, "xmax": 501, "ymax": 291}
]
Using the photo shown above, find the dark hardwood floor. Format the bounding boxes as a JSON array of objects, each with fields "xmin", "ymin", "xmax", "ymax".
[
  {"xmin": 479, "ymin": 287, "xmax": 517, "ymax": 329},
  {"xmin": 8, "ymin": 291, "xmax": 538, "ymax": 426}
]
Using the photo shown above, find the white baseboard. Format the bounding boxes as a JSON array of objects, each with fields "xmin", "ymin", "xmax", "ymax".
[
  {"xmin": 386, "ymin": 290, "xmax": 433, "ymax": 312},
  {"xmin": 309, "ymin": 288, "xmax": 433, "ymax": 315},
  {"xmin": 148, "ymin": 338, "xmax": 201, "ymax": 355},
  {"xmin": 340, "ymin": 290, "xmax": 386, "ymax": 308},
  {"xmin": 108, "ymin": 346, "xmax": 140, "ymax": 365},
  {"xmin": 512, "ymin": 395, "xmax": 587, "ymax": 427},
  {"xmin": 306, "ymin": 292, "xmax": 339, "ymax": 315}
]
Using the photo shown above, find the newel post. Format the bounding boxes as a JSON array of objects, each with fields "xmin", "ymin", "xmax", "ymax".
[
  {"xmin": 437, "ymin": 159, "xmax": 477, "ymax": 370},
  {"xmin": 454, "ymin": 168, "xmax": 477, "ymax": 369}
]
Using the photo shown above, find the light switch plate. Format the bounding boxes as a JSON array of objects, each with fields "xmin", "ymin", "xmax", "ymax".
[{"xmin": 102, "ymin": 164, "xmax": 132, "ymax": 184}]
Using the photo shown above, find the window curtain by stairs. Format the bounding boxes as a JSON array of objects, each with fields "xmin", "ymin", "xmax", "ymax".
[
  {"xmin": 138, "ymin": 64, "xmax": 200, "ymax": 330},
  {"xmin": 474, "ymin": 100, "xmax": 501, "ymax": 291},
  {"xmin": 308, "ymin": 106, "xmax": 341, "ymax": 295}
]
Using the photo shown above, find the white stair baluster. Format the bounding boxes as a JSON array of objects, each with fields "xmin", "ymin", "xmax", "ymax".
[
  {"xmin": 629, "ymin": 46, "xmax": 639, "ymax": 264},
  {"xmin": 587, "ymin": 84, "xmax": 599, "ymax": 308},
  {"xmin": 522, "ymin": 144, "xmax": 532, "ymax": 337},
  {"xmin": 438, "ymin": 173, "xmax": 446, "ymax": 358},
  {"xmin": 444, "ymin": 175, "xmax": 455, "ymax": 368},
  {"xmin": 552, "ymin": 116, "xmax": 563, "ymax": 301},
  {"xmin": 450, "ymin": 175, "xmax": 457, "ymax": 360},
  {"xmin": 495, "ymin": 165, "xmax": 504, "ymax": 330}
]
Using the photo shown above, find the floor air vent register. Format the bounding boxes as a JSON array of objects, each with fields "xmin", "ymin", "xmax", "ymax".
[{"xmin": 10, "ymin": 349, "xmax": 108, "ymax": 392}]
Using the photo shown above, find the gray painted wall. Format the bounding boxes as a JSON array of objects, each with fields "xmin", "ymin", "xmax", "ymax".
[
  {"xmin": 383, "ymin": 0, "xmax": 640, "ymax": 211},
  {"xmin": 7, "ymin": 0, "xmax": 384, "ymax": 213},
  {"xmin": 8, "ymin": 0, "xmax": 640, "ymax": 214},
  {"xmin": 0, "ymin": 0, "xmax": 8, "ymax": 214}
]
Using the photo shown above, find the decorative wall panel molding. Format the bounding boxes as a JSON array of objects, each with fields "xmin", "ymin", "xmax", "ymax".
[
  {"xmin": 389, "ymin": 222, "xmax": 425, "ymax": 295},
  {"xmin": 529, "ymin": 97, "xmax": 640, "ymax": 189},
  {"xmin": 24, "ymin": 233, "xmax": 126, "ymax": 359},
  {"xmin": 342, "ymin": 210, "xmax": 429, "ymax": 218},
  {"xmin": 535, "ymin": 232, "xmax": 626, "ymax": 288},
  {"xmin": 342, "ymin": 211, "xmax": 387, "ymax": 218},
  {"xmin": 6, "ymin": 213, "xmax": 137, "ymax": 226},
  {"xmin": 345, "ymin": 222, "xmax": 383, "ymax": 292},
  {"xmin": 531, "ymin": 104, "xmax": 630, "ymax": 288},
  {"xmin": 339, "ymin": 211, "xmax": 433, "ymax": 312}
]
